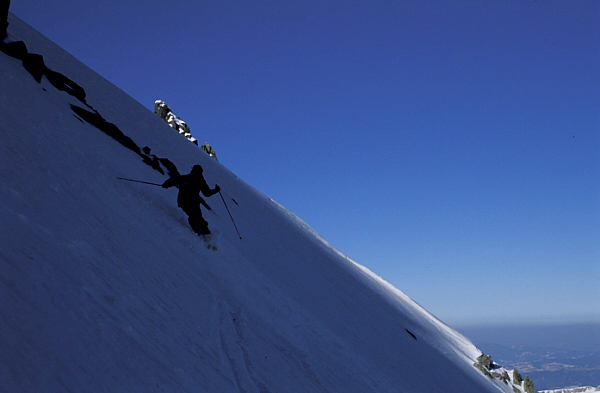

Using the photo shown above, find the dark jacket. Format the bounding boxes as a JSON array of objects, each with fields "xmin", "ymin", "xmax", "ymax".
[{"xmin": 162, "ymin": 166, "xmax": 219, "ymax": 208}]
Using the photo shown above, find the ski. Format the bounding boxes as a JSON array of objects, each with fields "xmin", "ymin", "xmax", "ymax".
[{"xmin": 199, "ymin": 231, "xmax": 220, "ymax": 252}]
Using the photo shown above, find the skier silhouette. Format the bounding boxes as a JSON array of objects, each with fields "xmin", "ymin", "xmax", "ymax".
[{"xmin": 162, "ymin": 165, "xmax": 220, "ymax": 235}]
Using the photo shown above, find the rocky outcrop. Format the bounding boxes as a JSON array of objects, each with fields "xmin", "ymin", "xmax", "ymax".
[
  {"xmin": 524, "ymin": 375, "xmax": 538, "ymax": 393},
  {"xmin": 477, "ymin": 353, "xmax": 493, "ymax": 370},
  {"xmin": 474, "ymin": 353, "xmax": 495, "ymax": 378},
  {"xmin": 474, "ymin": 362, "xmax": 492, "ymax": 378},
  {"xmin": 513, "ymin": 369, "xmax": 524, "ymax": 386},
  {"xmin": 473, "ymin": 352, "xmax": 543, "ymax": 393},
  {"xmin": 200, "ymin": 142, "xmax": 218, "ymax": 161},
  {"xmin": 154, "ymin": 100, "xmax": 197, "ymax": 145}
]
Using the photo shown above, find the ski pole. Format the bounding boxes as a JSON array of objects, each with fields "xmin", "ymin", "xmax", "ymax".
[
  {"xmin": 220, "ymin": 190, "xmax": 242, "ymax": 240},
  {"xmin": 116, "ymin": 177, "xmax": 163, "ymax": 186}
]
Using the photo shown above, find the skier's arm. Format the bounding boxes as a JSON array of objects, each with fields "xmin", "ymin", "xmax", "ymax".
[
  {"xmin": 200, "ymin": 182, "xmax": 220, "ymax": 197},
  {"xmin": 162, "ymin": 176, "xmax": 181, "ymax": 189}
]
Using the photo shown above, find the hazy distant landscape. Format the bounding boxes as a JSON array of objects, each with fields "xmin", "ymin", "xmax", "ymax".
[{"xmin": 458, "ymin": 323, "xmax": 600, "ymax": 390}]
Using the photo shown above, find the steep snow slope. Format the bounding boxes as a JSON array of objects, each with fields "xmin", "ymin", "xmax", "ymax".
[{"xmin": 1, "ymin": 15, "xmax": 516, "ymax": 392}]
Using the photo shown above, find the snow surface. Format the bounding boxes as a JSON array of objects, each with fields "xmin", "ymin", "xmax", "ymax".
[
  {"xmin": 540, "ymin": 388, "xmax": 600, "ymax": 393},
  {"xmin": 1, "ymin": 14, "xmax": 524, "ymax": 392}
]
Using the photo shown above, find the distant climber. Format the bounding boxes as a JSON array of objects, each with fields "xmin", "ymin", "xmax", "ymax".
[
  {"xmin": 1, "ymin": 0, "xmax": 11, "ymax": 40},
  {"xmin": 162, "ymin": 164, "xmax": 220, "ymax": 235},
  {"xmin": 201, "ymin": 142, "xmax": 218, "ymax": 161}
]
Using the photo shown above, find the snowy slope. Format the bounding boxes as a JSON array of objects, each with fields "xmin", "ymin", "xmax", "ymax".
[
  {"xmin": 1, "ymin": 14, "xmax": 519, "ymax": 393},
  {"xmin": 541, "ymin": 388, "xmax": 599, "ymax": 393}
]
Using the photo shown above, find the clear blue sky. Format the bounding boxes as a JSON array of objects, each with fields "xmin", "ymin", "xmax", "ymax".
[{"xmin": 11, "ymin": 1, "xmax": 599, "ymax": 326}]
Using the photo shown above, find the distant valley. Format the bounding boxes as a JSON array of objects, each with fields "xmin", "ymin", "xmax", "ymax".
[
  {"xmin": 481, "ymin": 343, "xmax": 600, "ymax": 390},
  {"xmin": 458, "ymin": 323, "xmax": 600, "ymax": 391}
]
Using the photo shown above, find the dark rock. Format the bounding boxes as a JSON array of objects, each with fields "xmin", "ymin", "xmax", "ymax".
[
  {"xmin": 476, "ymin": 353, "xmax": 492, "ymax": 370},
  {"xmin": 524, "ymin": 375, "xmax": 537, "ymax": 393},
  {"xmin": 154, "ymin": 100, "xmax": 197, "ymax": 145},
  {"xmin": 513, "ymin": 369, "xmax": 523, "ymax": 386},
  {"xmin": 473, "ymin": 363, "xmax": 492, "ymax": 378},
  {"xmin": 201, "ymin": 142, "xmax": 218, "ymax": 161},
  {"xmin": 154, "ymin": 100, "xmax": 171, "ymax": 120}
]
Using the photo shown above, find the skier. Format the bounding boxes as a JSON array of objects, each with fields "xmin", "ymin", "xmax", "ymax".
[{"xmin": 162, "ymin": 164, "xmax": 220, "ymax": 235}]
